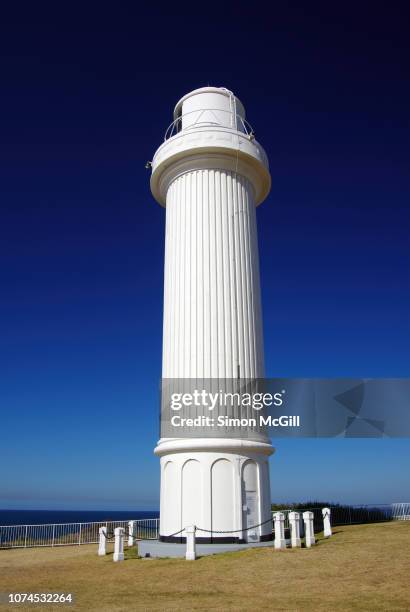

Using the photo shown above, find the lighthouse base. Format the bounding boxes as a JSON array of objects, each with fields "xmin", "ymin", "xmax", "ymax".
[
  {"xmin": 138, "ymin": 538, "xmax": 278, "ymax": 559},
  {"xmin": 159, "ymin": 532, "xmax": 273, "ymax": 544},
  {"xmin": 155, "ymin": 438, "xmax": 275, "ymax": 544}
]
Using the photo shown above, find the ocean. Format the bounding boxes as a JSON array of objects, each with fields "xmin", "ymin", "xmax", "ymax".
[{"xmin": 0, "ymin": 510, "xmax": 159, "ymax": 526}]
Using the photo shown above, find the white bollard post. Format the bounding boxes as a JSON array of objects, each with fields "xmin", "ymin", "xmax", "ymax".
[
  {"xmin": 288, "ymin": 511, "xmax": 301, "ymax": 547},
  {"xmin": 128, "ymin": 520, "xmax": 135, "ymax": 547},
  {"xmin": 98, "ymin": 526, "xmax": 107, "ymax": 556},
  {"xmin": 303, "ymin": 511, "xmax": 315, "ymax": 548},
  {"xmin": 274, "ymin": 512, "xmax": 286, "ymax": 549},
  {"xmin": 113, "ymin": 527, "xmax": 125, "ymax": 562},
  {"xmin": 185, "ymin": 525, "xmax": 196, "ymax": 560},
  {"xmin": 322, "ymin": 507, "xmax": 332, "ymax": 537}
]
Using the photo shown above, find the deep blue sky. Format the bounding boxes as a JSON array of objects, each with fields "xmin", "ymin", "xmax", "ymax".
[{"xmin": 1, "ymin": 2, "xmax": 409, "ymax": 510}]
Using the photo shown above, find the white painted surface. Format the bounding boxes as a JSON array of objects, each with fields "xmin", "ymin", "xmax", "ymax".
[
  {"xmin": 175, "ymin": 87, "xmax": 245, "ymax": 132},
  {"xmin": 162, "ymin": 170, "xmax": 264, "ymax": 379},
  {"xmin": 155, "ymin": 438, "xmax": 273, "ymax": 455},
  {"xmin": 157, "ymin": 444, "xmax": 272, "ymax": 540},
  {"xmin": 273, "ymin": 512, "xmax": 286, "ymax": 549},
  {"xmin": 244, "ymin": 491, "xmax": 258, "ymax": 542},
  {"xmin": 185, "ymin": 525, "xmax": 196, "ymax": 560},
  {"xmin": 288, "ymin": 511, "xmax": 301, "ymax": 547},
  {"xmin": 322, "ymin": 507, "xmax": 332, "ymax": 537},
  {"xmin": 151, "ymin": 87, "xmax": 274, "ymax": 541},
  {"xmin": 242, "ymin": 460, "xmax": 259, "ymax": 542},
  {"xmin": 161, "ymin": 461, "xmax": 179, "ymax": 536},
  {"xmin": 211, "ymin": 459, "xmax": 235, "ymax": 537},
  {"xmin": 303, "ymin": 511, "xmax": 315, "ymax": 548},
  {"xmin": 151, "ymin": 88, "xmax": 270, "ymax": 207},
  {"xmin": 182, "ymin": 460, "xmax": 202, "ymax": 531},
  {"xmin": 113, "ymin": 527, "xmax": 124, "ymax": 562},
  {"xmin": 98, "ymin": 526, "xmax": 106, "ymax": 556},
  {"xmin": 128, "ymin": 520, "xmax": 135, "ymax": 547}
]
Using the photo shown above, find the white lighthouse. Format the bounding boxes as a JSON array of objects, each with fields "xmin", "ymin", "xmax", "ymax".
[{"xmin": 150, "ymin": 87, "xmax": 274, "ymax": 543}]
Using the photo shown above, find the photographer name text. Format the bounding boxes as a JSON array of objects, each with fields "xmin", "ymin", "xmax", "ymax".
[{"xmin": 170, "ymin": 415, "xmax": 300, "ymax": 428}]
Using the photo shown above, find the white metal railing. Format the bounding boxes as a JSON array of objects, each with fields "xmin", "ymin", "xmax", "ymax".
[
  {"xmin": 1, "ymin": 503, "xmax": 408, "ymax": 550},
  {"xmin": 392, "ymin": 502, "xmax": 410, "ymax": 520},
  {"xmin": 272, "ymin": 503, "xmax": 410, "ymax": 530},
  {"xmin": 0, "ymin": 518, "xmax": 159, "ymax": 549}
]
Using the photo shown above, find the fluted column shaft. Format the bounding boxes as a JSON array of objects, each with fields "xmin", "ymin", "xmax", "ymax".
[{"xmin": 162, "ymin": 169, "xmax": 264, "ymax": 380}]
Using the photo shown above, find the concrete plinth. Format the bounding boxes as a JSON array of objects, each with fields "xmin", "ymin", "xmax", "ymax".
[{"xmin": 138, "ymin": 539, "xmax": 279, "ymax": 559}]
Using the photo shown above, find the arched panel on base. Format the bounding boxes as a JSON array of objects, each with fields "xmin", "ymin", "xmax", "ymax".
[{"xmin": 211, "ymin": 458, "xmax": 235, "ymax": 541}]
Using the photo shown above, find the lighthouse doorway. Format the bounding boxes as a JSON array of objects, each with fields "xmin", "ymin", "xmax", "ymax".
[
  {"xmin": 242, "ymin": 461, "xmax": 260, "ymax": 542},
  {"xmin": 243, "ymin": 490, "xmax": 259, "ymax": 541}
]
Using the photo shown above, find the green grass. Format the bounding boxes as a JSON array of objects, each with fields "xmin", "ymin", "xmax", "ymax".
[{"xmin": 1, "ymin": 522, "xmax": 409, "ymax": 611}]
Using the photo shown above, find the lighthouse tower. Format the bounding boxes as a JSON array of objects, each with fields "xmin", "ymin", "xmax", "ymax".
[{"xmin": 150, "ymin": 87, "xmax": 274, "ymax": 543}]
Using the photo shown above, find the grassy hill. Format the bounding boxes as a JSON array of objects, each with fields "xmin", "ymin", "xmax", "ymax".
[{"xmin": 0, "ymin": 522, "xmax": 409, "ymax": 610}]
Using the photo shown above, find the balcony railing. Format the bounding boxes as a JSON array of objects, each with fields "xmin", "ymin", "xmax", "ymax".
[{"xmin": 164, "ymin": 108, "xmax": 256, "ymax": 141}]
